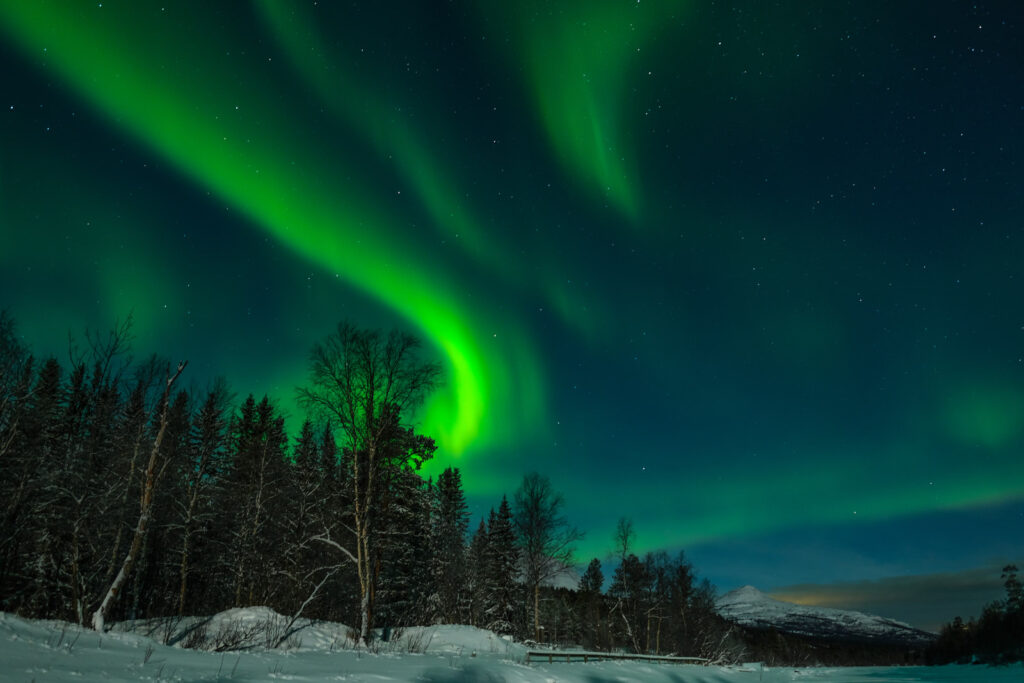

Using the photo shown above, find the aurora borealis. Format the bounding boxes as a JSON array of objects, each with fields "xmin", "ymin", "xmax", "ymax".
[{"xmin": 1, "ymin": 1, "xmax": 1021, "ymax": 628}]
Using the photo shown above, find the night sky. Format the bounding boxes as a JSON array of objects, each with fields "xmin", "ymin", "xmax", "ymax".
[{"xmin": 2, "ymin": 1, "xmax": 1022, "ymax": 630}]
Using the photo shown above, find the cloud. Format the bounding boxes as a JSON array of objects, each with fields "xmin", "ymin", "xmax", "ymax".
[{"xmin": 770, "ymin": 562, "xmax": 1020, "ymax": 632}]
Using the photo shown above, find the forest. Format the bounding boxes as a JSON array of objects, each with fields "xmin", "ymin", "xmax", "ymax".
[
  {"xmin": 926, "ymin": 565, "xmax": 1024, "ymax": 665},
  {"xmin": 1, "ymin": 311, "xmax": 1020, "ymax": 667},
  {"xmin": 0, "ymin": 312, "xmax": 742, "ymax": 661}
]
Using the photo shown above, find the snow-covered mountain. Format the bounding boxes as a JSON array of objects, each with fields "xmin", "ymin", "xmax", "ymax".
[{"xmin": 716, "ymin": 586, "xmax": 936, "ymax": 646}]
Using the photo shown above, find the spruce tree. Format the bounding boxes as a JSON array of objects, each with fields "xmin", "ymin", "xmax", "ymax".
[
  {"xmin": 0, "ymin": 355, "xmax": 55, "ymax": 612},
  {"xmin": 666, "ymin": 551, "xmax": 696, "ymax": 655},
  {"xmin": 429, "ymin": 466, "xmax": 469, "ymax": 623},
  {"xmin": 173, "ymin": 380, "xmax": 230, "ymax": 615},
  {"xmin": 485, "ymin": 496, "xmax": 518, "ymax": 636},
  {"xmin": 467, "ymin": 519, "xmax": 489, "ymax": 627},
  {"xmin": 226, "ymin": 395, "xmax": 288, "ymax": 606},
  {"xmin": 376, "ymin": 468, "xmax": 432, "ymax": 628},
  {"xmin": 579, "ymin": 558, "xmax": 604, "ymax": 649},
  {"xmin": 280, "ymin": 419, "xmax": 322, "ymax": 612}
]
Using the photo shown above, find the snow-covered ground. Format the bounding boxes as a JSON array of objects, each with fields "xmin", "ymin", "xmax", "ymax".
[{"xmin": 1, "ymin": 608, "xmax": 1020, "ymax": 682}]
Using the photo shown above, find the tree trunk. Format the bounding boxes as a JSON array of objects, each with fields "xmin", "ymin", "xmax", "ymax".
[
  {"xmin": 177, "ymin": 482, "xmax": 201, "ymax": 615},
  {"xmin": 534, "ymin": 583, "xmax": 540, "ymax": 642},
  {"xmin": 92, "ymin": 361, "xmax": 186, "ymax": 632},
  {"xmin": 70, "ymin": 516, "xmax": 83, "ymax": 625},
  {"xmin": 106, "ymin": 436, "xmax": 143, "ymax": 582},
  {"xmin": 355, "ymin": 443, "xmax": 376, "ymax": 645},
  {"xmin": 177, "ymin": 529, "xmax": 191, "ymax": 616},
  {"xmin": 646, "ymin": 611, "xmax": 651, "ymax": 653}
]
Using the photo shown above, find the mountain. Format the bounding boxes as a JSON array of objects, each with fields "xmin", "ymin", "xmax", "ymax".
[{"xmin": 716, "ymin": 586, "xmax": 936, "ymax": 647}]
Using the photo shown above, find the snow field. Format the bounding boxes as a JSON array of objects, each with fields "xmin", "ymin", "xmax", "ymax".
[{"xmin": 1, "ymin": 608, "xmax": 1021, "ymax": 682}]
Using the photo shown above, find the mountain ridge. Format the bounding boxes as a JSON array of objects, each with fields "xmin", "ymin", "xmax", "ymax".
[{"xmin": 716, "ymin": 585, "xmax": 936, "ymax": 647}]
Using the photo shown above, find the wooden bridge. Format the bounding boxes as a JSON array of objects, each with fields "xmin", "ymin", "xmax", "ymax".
[{"xmin": 525, "ymin": 650, "xmax": 709, "ymax": 665}]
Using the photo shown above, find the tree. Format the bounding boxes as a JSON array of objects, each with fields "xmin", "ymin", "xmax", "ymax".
[
  {"xmin": 665, "ymin": 551, "xmax": 696, "ymax": 654},
  {"xmin": 279, "ymin": 418, "xmax": 325, "ymax": 613},
  {"xmin": 579, "ymin": 558, "xmax": 605, "ymax": 649},
  {"xmin": 0, "ymin": 310, "xmax": 38, "ymax": 607},
  {"xmin": 3, "ymin": 356, "xmax": 61, "ymax": 615},
  {"xmin": 0, "ymin": 309, "xmax": 31, "ymax": 461},
  {"xmin": 298, "ymin": 322, "xmax": 440, "ymax": 644},
  {"xmin": 173, "ymin": 380, "xmax": 230, "ymax": 615},
  {"xmin": 609, "ymin": 552, "xmax": 647, "ymax": 652},
  {"xmin": 513, "ymin": 472, "xmax": 583, "ymax": 642},
  {"xmin": 430, "ymin": 466, "xmax": 469, "ymax": 623},
  {"xmin": 467, "ymin": 519, "xmax": 490, "ymax": 627},
  {"xmin": 92, "ymin": 360, "xmax": 187, "ymax": 632},
  {"xmin": 580, "ymin": 558, "xmax": 604, "ymax": 594},
  {"xmin": 613, "ymin": 517, "xmax": 635, "ymax": 563},
  {"xmin": 226, "ymin": 395, "xmax": 289, "ymax": 607},
  {"xmin": 485, "ymin": 498, "xmax": 519, "ymax": 635},
  {"xmin": 1002, "ymin": 564, "xmax": 1022, "ymax": 613},
  {"xmin": 607, "ymin": 516, "xmax": 641, "ymax": 651},
  {"xmin": 376, "ymin": 466, "xmax": 433, "ymax": 628}
]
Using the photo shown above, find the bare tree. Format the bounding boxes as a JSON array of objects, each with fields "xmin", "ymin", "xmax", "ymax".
[
  {"xmin": 297, "ymin": 322, "xmax": 440, "ymax": 644},
  {"xmin": 613, "ymin": 517, "xmax": 635, "ymax": 562},
  {"xmin": 92, "ymin": 361, "xmax": 187, "ymax": 632},
  {"xmin": 0, "ymin": 310, "xmax": 31, "ymax": 460},
  {"xmin": 513, "ymin": 472, "xmax": 583, "ymax": 642},
  {"xmin": 0, "ymin": 311, "xmax": 35, "ymax": 583},
  {"xmin": 609, "ymin": 516, "xmax": 640, "ymax": 652}
]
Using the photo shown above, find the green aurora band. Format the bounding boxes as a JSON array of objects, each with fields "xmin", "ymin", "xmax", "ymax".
[
  {"xmin": 0, "ymin": 1, "xmax": 545, "ymax": 464},
  {"xmin": 489, "ymin": 0, "xmax": 687, "ymax": 221},
  {"xmin": 254, "ymin": 1, "xmax": 605, "ymax": 345},
  {"xmin": 2, "ymin": 1, "xmax": 1023, "ymax": 569}
]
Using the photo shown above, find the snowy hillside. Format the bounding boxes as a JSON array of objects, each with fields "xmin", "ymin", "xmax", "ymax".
[
  {"xmin": 2, "ymin": 608, "xmax": 1019, "ymax": 682},
  {"xmin": 717, "ymin": 585, "xmax": 936, "ymax": 646}
]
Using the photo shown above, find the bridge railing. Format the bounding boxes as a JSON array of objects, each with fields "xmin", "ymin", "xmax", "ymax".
[{"xmin": 525, "ymin": 650, "xmax": 710, "ymax": 665}]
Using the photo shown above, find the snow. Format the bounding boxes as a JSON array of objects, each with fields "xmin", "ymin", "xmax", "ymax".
[
  {"xmin": 2, "ymin": 608, "xmax": 1020, "ymax": 682},
  {"xmin": 716, "ymin": 586, "xmax": 935, "ymax": 645}
]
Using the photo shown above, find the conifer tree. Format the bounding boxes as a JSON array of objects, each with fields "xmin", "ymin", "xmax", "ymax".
[
  {"xmin": 485, "ymin": 496, "xmax": 519, "ymax": 635},
  {"xmin": 376, "ymin": 468, "xmax": 432, "ymax": 628},
  {"xmin": 172, "ymin": 380, "xmax": 230, "ymax": 615},
  {"xmin": 1003, "ymin": 565, "xmax": 1022, "ymax": 613},
  {"xmin": 280, "ymin": 419, "xmax": 323, "ymax": 612},
  {"xmin": 467, "ymin": 518, "xmax": 489, "ymax": 627},
  {"xmin": 666, "ymin": 551, "xmax": 696, "ymax": 655},
  {"xmin": 226, "ymin": 395, "xmax": 288, "ymax": 607},
  {"xmin": 429, "ymin": 466, "xmax": 469, "ymax": 623},
  {"xmin": 579, "ymin": 558, "xmax": 605, "ymax": 649},
  {"xmin": 0, "ymin": 354, "xmax": 53, "ymax": 611}
]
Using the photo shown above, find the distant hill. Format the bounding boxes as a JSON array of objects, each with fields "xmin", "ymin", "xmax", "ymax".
[{"xmin": 716, "ymin": 586, "xmax": 936, "ymax": 648}]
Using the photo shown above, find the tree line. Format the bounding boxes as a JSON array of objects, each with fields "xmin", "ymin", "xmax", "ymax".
[
  {"xmin": 927, "ymin": 565, "xmax": 1024, "ymax": 664},
  {"xmin": 0, "ymin": 312, "xmax": 738, "ymax": 659}
]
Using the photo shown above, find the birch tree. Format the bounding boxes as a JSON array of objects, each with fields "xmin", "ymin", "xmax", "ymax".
[
  {"xmin": 92, "ymin": 360, "xmax": 186, "ymax": 632},
  {"xmin": 513, "ymin": 472, "xmax": 582, "ymax": 642},
  {"xmin": 298, "ymin": 322, "xmax": 440, "ymax": 644}
]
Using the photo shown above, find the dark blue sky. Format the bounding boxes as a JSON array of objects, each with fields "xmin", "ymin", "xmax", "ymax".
[{"xmin": 1, "ymin": 1, "xmax": 1021, "ymax": 629}]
